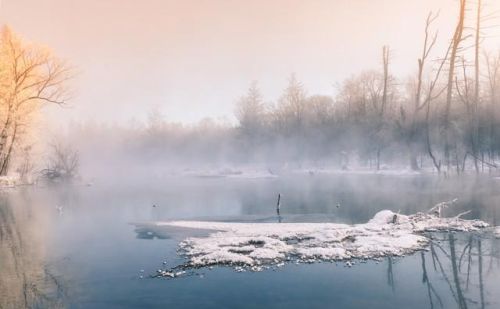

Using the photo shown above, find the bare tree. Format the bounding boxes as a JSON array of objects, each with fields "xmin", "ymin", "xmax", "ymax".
[
  {"xmin": 474, "ymin": 0, "xmax": 482, "ymax": 105},
  {"xmin": 276, "ymin": 73, "xmax": 307, "ymax": 136},
  {"xmin": 405, "ymin": 12, "xmax": 440, "ymax": 171},
  {"xmin": 472, "ymin": 0, "xmax": 483, "ymax": 172},
  {"xmin": 485, "ymin": 51, "xmax": 500, "ymax": 162},
  {"xmin": 236, "ymin": 81, "xmax": 266, "ymax": 137},
  {"xmin": 40, "ymin": 143, "xmax": 79, "ymax": 181},
  {"xmin": 16, "ymin": 145, "xmax": 35, "ymax": 183},
  {"xmin": 443, "ymin": 0, "xmax": 467, "ymax": 171},
  {"xmin": 376, "ymin": 46, "xmax": 391, "ymax": 170},
  {"xmin": 456, "ymin": 57, "xmax": 480, "ymax": 173},
  {"xmin": 0, "ymin": 26, "xmax": 71, "ymax": 175}
]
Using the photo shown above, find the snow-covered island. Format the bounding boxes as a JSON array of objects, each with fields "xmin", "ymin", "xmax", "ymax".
[{"xmin": 138, "ymin": 203, "xmax": 492, "ymax": 277}]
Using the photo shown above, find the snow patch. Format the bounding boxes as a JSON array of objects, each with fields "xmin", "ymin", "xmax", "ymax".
[
  {"xmin": 181, "ymin": 167, "xmax": 277, "ymax": 179},
  {"xmin": 150, "ymin": 209, "xmax": 488, "ymax": 274},
  {"xmin": 0, "ymin": 175, "xmax": 19, "ymax": 188},
  {"xmin": 297, "ymin": 167, "xmax": 424, "ymax": 177}
]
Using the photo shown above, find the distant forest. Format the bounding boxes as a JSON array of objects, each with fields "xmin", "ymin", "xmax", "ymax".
[
  {"xmin": 70, "ymin": 1, "xmax": 500, "ymax": 175},
  {"xmin": 66, "ymin": 1, "xmax": 500, "ymax": 175}
]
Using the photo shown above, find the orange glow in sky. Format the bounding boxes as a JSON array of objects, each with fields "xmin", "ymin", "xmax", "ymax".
[{"xmin": 1, "ymin": 0, "xmax": 499, "ymax": 124}]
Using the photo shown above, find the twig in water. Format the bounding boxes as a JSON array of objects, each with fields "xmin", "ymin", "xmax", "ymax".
[
  {"xmin": 428, "ymin": 198, "xmax": 458, "ymax": 217},
  {"xmin": 276, "ymin": 193, "xmax": 281, "ymax": 216},
  {"xmin": 453, "ymin": 210, "xmax": 471, "ymax": 219}
]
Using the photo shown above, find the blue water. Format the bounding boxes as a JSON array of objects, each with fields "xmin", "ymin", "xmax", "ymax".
[{"xmin": 1, "ymin": 174, "xmax": 499, "ymax": 308}]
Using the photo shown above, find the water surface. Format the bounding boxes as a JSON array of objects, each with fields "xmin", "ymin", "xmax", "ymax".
[{"xmin": 1, "ymin": 174, "xmax": 499, "ymax": 308}]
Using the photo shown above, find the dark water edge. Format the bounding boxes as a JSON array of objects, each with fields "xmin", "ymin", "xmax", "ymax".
[{"xmin": 1, "ymin": 174, "xmax": 499, "ymax": 308}]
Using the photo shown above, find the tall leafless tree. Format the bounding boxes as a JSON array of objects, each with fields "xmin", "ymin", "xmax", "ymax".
[
  {"xmin": 0, "ymin": 26, "xmax": 71, "ymax": 175},
  {"xmin": 444, "ymin": 0, "xmax": 467, "ymax": 171}
]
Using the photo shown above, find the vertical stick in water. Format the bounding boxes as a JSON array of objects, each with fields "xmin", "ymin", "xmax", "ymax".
[{"xmin": 276, "ymin": 193, "xmax": 281, "ymax": 216}]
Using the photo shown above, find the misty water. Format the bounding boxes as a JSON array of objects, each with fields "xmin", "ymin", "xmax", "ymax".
[{"xmin": 1, "ymin": 174, "xmax": 500, "ymax": 309}]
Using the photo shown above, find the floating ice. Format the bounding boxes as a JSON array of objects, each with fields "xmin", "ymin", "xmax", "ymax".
[{"xmin": 149, "ymin": 207, "xmax": 489, "ymax": 275}]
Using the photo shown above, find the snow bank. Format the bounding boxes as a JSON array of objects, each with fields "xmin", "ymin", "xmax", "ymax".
[
  {"xmin": 279, "ymin": 164, "xmax": 429, "ymax": 177},
  {"xmin": 0, "ymin": 175, "xmax": 19, "ymax": 188},
  {"xmin": 151, "ymin": 209, "xmax": 488, "ymax": 274},
  {"xmin": 177, "ymin": 165, "xmax": 430, "ymax": 179},
  {"xmin": 495, "ymin": 227, "xmax": 500, "ymax": 238},
  {"xmin": 181, "ymin": 167, "xmax": 277, "ymax": 179},
  {"xmin": 306, "ymin": 168, "xmax": 423, "ymax": 177}
]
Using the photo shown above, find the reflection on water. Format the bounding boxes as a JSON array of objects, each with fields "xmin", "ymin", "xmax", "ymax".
[
  {"xmin": 0, "ymin": 190, "xmax": 65, "ymax": 309},
  {"xmin": 419, "ymin": 233, "xmax": 498, "ymax": 309},
  {"xmin": 1, "ymin": 175, "xmax": 500, "ymax": 308}
]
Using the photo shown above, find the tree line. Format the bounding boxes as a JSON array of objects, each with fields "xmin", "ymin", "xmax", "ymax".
[
  {"xmin": 234, "ymin": 0, "xmax": 500, "ymax": 174},
  {"xmin": 75, "ymin": 0, "xmax": 500, "ymax": 174},
  {"xmin": 4, "ymin": 1, "xmax": 500, "ymax": 177}
]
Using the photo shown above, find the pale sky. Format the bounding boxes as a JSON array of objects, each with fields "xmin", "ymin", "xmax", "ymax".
[{"xmin": 1, "ymin": 0, "xmax": 500, "ymax": 124}]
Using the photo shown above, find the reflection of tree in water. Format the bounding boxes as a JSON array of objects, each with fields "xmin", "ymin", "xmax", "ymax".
[
  {"xmin": 387, "ymin": 257, "xmax": 395, "ymax": 292},
  {"xmin": 421, "ymin": 251, "xmax": 443, "ymax": 309},
  {"xmin": 422, "ymin": 233, "xmax": 498, "ymax": 309},
  {"xmin": 0, "ymin": 192, "xmax": 66, "ymax": 308},
  {"xmin": 384, "ymin": 232, "xmax": 499, "ymax": 309}
]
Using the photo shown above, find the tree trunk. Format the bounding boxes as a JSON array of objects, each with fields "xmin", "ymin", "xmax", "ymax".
[
  {"xmin": 0, "ymin": 122, "xmax": 18, "ymax": 176},
  {"xmin": 410, "ymin": 149, "xmax": 419, "ymax": 170},
  {"xmin": 444, "ymin": 0, "xmax": 466, "ymax": 171}
]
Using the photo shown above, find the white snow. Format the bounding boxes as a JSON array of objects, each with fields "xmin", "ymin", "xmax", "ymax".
[
  {"xmin": 177, "ymin": 165, "xmax": 425, "ymax": 179},
  {"xmin": 0, "ymin": 175, "xmax": 19, "ymax": 188},
  {"xmin": 151, "ymin": 209, "xmax": 488, "ymax": 272},
  {"xmin": 181, "ymin": 167, "xmax": 278, "ymax": 179},
  {"xmin": 286, "ymin": 166, "xmax": 426, "ymax": 177},
  {"xmin": 495, "ymin": 227, "xmax": 500, "ymax": 238},
  {"xmin": 315, "ymin": 168, "xmax": 422, "ymax": 177}
]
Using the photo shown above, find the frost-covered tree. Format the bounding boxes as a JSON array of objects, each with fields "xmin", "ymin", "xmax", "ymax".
[
  {"xmin": 235, "ymin": 81, "xmax": 266, "ymax": 137},
  {"xmin": 275, "ymin": 73, "xmax": 307, "ymax": 136},
  {"xmin": 0, "ymin": 26, "xmax": 71, "ymax": 175}
]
